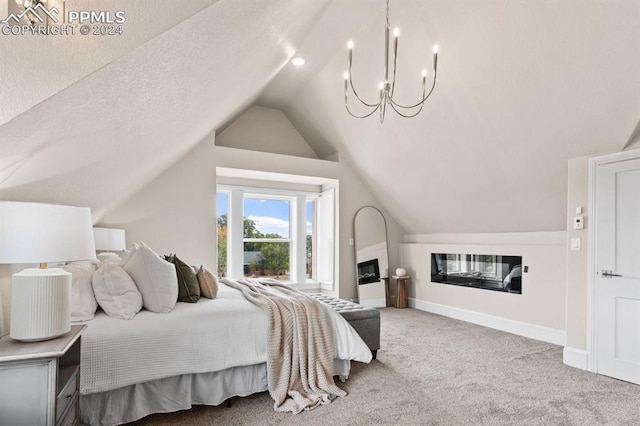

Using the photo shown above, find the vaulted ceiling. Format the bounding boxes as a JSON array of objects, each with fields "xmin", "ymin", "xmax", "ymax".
[{"xmin": 1, "ymin": 0, "xmax": 639, "ymax": 233}]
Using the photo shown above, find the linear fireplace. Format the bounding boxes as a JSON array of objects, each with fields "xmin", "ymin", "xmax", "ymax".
[
  {"xmin": 431, "ymin": 253, "xmax": 523, "ymax": 294},
  {"xmin": 357, "ymin": 259, "xmax": 380, "ymax": 285}
]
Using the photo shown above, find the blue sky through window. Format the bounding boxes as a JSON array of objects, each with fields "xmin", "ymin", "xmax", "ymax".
[{"xmin": 216, "ymin": 192, "xmax": 312, "ymax": 236}]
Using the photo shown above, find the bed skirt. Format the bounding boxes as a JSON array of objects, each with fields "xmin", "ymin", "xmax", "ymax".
[{"xmin": 80, "ymin": 360, "xmax": 351, "ymax": 426}]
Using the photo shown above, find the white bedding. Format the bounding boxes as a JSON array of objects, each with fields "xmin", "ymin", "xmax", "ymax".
[{"xmin": 80, "ymin": 282, "xmax": 371, "ymax": 395}]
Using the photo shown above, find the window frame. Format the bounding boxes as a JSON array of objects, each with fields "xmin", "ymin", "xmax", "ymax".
[{"xmin": 217, "ymin": 184, "xmax": 321, "ymax": 286}]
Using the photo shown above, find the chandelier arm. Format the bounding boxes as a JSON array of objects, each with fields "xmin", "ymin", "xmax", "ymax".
[
  {"xmin": 389, "ymin": 101, "xmax": 425, "ymax": 118},
  {"xmin": 390, "ymin": 43, "xmax": 398, "ymax": 99},
  {"xmin": 345, "ymin": 101, "xmax": 382, "ymax": 119},
  {"xmin": 389, "ymin": 75, "xmax": 437, "ymax": 109},
  {"xmin": 349, "ymin": 74, "xmax": 382, "ymax": 108}
]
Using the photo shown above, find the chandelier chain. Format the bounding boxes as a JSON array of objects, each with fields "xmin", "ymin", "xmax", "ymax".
[{"xmin": 386, "ymin": 0, "xmax": 390, "ymax": 29}]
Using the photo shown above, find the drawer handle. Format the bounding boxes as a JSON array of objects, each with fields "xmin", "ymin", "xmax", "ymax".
[{"xmin": 66, "ymin": 394, "xmax": 73, "ymax": 399}]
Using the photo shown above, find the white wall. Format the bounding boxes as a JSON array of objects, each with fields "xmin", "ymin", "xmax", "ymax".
[
  {"xmin": 400, "ymin": 232, "xmax": 567, "ymax": 344},
  {"xmin": 101, "ymin": 110, "xmax": 405, "ymax": 301},
  {"xmin": 216, "ymin": 106, "xmax": 319, "ymax": 159},
  {"xmin": 565, "ymin": 156, "xmax": 590, "ymax": 350},
  {"xmin": 0, "ymin": 266, "xmax": 10, "ymax": 337},
  {"xmin": 99, "ymin": 133, "xmax": 218, "ymax": 269}
]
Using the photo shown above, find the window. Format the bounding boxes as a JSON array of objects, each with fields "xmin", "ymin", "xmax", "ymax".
[
  {"xmin": 243, "ymin": 196, "xmax": 291, "ymax": 281},
  {"xmin": 216, "ymin": 192, "xmax": 228, "ymax": 277},
  {"xmin": 216, "ymin": 185, "xmax": 334, "ymax": 286},
  {"xmin": 306, "ymin": 199, "xmax": 315, "ymax": 279}
]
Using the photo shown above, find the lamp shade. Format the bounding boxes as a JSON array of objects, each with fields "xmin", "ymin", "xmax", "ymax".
[
  {"xmin": 93, "ymin": 227, "xmax": 126, "ymax": 251},
  {"xmin": 0, "ymin": 202, "xmax": 95, "ymax": 341},
  {"xmin": 0, "ymin": 201, "xmax": 96, "ymax": 264}
]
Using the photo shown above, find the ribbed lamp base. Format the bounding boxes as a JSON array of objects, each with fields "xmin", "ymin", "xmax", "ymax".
[{"xmin": 10, "ymin": 268, "xmax": 71, "ymax": 342}]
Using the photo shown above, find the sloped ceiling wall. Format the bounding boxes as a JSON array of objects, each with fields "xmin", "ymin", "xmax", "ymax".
[
  {"xmin": 216, "ymin": 106, "xmax": 319, "ymax": 158},
  {"xmin": 281, "ymin": 0, "xmax": 640, "ymax": 233},
  {"xmin": 0, "ymin": 0, "xmax": 332, "ymax": 220},
  {"xmin": 0, "ymin": 0, "xmax": 638, "ymax": 234}
]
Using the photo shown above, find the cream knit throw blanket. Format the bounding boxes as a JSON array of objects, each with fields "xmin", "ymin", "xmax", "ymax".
[{"xmin": 222, "ymin": 278, "xmax": 346, "ymax": 413}]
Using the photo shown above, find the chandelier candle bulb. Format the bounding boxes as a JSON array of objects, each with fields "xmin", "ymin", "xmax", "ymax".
[
  {"xmin": 433, "ymin": 45, "xmax": 439, "ymax": 70},
  {"xmin": 393, "ymin": 28, "xmax": 399, "ymax": 62}
]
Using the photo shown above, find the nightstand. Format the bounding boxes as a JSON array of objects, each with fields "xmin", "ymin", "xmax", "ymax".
[{"xmin": 0, "ymin": 325, "xmax": 85, "ymax": 425}]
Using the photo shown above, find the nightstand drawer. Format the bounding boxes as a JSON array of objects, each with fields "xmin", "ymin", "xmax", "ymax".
[
  {"xmin": 58, "ymin": 392, "xmax": 78, "ymax": 426},
  {"xmin": 56, "ymin": 365, "xmax": 79, "ymax": 422}
]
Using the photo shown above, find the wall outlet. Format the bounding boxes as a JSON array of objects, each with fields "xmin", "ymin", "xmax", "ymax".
[{"xmin": 573, "ymin": 215, "xmax": 584, "ymax": 230}]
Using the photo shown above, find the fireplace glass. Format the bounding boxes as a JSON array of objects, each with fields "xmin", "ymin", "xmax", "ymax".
[
  {"xmin": 431, "ymin": 253, "xmax": 522, "ymax": 294},
  {"xmin": 357, "ymin": 259, "xmax": 381, "ymax": 285}
]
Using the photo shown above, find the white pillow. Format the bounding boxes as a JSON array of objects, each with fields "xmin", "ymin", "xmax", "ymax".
[
  {"xmin": 63, "ymin": 260, "xmax": 100, "ymax": 322},
  {"xmin": 92, "ymin": 263, "xmax": 142, "ymax": 320},
  {"xmin": 123, "ymin": 242, "xmax": 177, "ymax": 313}
]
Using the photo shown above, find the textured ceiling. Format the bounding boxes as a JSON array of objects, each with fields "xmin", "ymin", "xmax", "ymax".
[
  {"xmin": 0, "ymin": 0, "xmax": 332, "ymax": 220},
  {"xmin": 1, "ymin": 0, "xmax": 639, "ymax": 233},
  {"xmin": 0, "ymin": 0, "xmax": 218, "ymax": 126}
]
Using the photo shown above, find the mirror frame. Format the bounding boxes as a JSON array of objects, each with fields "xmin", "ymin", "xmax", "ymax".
[{"xmin": 353, "ymin": 206, "xmax": 390, "ymax": 307}]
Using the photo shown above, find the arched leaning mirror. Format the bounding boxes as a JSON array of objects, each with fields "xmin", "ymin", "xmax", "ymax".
[{"xmin": 354, "ymin": 206, "xmax": 389, "ymax": 308}]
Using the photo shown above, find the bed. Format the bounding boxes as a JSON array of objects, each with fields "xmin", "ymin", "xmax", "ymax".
[{"xmin": 78, "ymin": 280, "xmax": 373, "ymax": 425}]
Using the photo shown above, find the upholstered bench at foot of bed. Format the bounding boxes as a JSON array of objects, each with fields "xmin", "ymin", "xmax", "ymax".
[{"xmin": 307, "ymin": 294, "xmax": 380, "ymax": 359}]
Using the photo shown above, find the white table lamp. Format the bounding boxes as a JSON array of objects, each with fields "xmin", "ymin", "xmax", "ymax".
[
  {"xmin": 0, "ymin": 202, "xmax": 95, "ymax": 342},
  {"xmin": 93, "ymin": 227, "xmax": 126, "ymax": 262}
]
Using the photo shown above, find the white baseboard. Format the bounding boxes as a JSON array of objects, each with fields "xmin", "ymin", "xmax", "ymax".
[
  {"xmin": 359, "ymin": 298, "xmax": 386, "ymax": 308},
  {"xmin": 563, "ymin": 346, "xmax": 588, "ymax": 370},
  {"xmin": 409, "ymin": 298, "xmax": 566, "ymax": 346}
]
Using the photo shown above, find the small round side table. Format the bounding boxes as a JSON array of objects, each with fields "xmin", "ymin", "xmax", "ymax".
[
  {"xmin": 393, "ymin": 275, "xmax": 409, "ymax": 309},
  {"xmin": 382, "ymin": 277, "xmax": 392, "ymax": 307}
]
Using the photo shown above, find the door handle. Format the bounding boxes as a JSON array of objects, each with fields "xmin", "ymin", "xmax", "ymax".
[{"xmin": 601, "ymin": 270, "xmax": 623, "ymax": 278}]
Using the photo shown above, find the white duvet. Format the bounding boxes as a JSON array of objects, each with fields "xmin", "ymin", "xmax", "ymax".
[{"xmin": 80, "ymin": 282, "xmax": 372, "ymax": 394}]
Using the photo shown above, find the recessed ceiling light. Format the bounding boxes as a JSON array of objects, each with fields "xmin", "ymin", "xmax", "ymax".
[{"xmin": 291, "ymin": 57, "xmax": 306, "ymax": 66}]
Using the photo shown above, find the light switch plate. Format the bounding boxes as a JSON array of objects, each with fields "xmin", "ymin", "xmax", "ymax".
[
  {"xmin": 575, "ymin": 207, "xmax": 583, "ymax": 214},
  {"xmin": 570, "ymin": 238, "xmax": 581, "ymax": 251}
]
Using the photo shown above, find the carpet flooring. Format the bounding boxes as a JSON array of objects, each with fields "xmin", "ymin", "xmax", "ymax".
[{"xmin": 130, "ymin": 308, "xmax": 640, "ymax": 425}]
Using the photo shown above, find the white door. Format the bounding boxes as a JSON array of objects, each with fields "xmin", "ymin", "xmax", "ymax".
[{"xmin": 595, "ymin": 157, "xmax": 640, "ymax": 384}]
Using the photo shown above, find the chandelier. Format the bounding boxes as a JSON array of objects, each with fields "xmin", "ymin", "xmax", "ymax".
[{"xmin": 343, "ymin": 0, "xmax": 439, "ymax": 123}]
